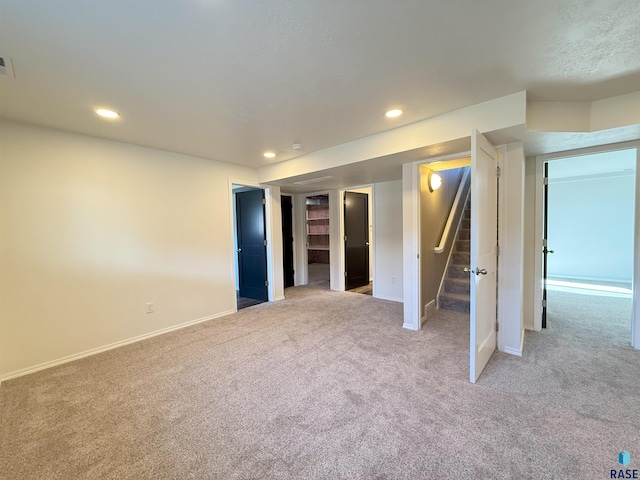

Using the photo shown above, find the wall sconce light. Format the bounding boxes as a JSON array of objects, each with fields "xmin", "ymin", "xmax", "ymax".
[{"xmin": 429, "ymin": 171, "xmax": 442, "ymax": 192}]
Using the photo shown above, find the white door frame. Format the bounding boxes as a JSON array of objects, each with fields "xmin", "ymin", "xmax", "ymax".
[
  {"xmin": 293, "ymin": 190, "xmax": 343, "ymax": 290},
  {"xmin": 402, "ymin": 151, "xmax": 472, "ymax": 331},
  {"xmin": 296, "ymin": 190, "xmax": 330, "ymax": 287},
  {"xmin": 340, "ymin": 185, "xmax": 374, "ymax": 292},
  {"xmin": 228, "ymin": 181, "xmax": 284, "ymax": 305},
  {"xmin": 533, "ymin": 140, "xmax": 640, "ymax": 349},
  {"xmin": 402, "ymin": 142, "xmax": 524, "ymax": 358}
]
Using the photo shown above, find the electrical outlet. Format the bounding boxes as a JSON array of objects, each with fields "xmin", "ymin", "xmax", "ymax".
[{"xmin": 145, "ymin": 302, "xmax": 154, "ymax": 314}]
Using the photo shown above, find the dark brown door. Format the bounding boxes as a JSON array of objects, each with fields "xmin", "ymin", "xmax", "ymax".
[
  {"xmin": 542, "ymin": 162, "xmax": 554, "ymax": 328},
  {"xmin": 344, "ymin": 192, "xmax": 369, "ymax": 290},
  {"xmin": 236, "ymin": 189, "xmax": 268, "ymax": 301},
  {"xmin": 281, "ymin": 195, "xmax": 294, "ymax": 288}
]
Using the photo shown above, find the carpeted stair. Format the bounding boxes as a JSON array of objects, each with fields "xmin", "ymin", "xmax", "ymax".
[{"xmin": 438, "ymin": 198, "xmax": 471, "ymax": 313}]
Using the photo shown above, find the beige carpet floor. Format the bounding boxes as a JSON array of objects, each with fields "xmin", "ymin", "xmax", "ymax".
[{"xmin": 1, "ymin": 286, "xmax": 638, "ymax": 479}]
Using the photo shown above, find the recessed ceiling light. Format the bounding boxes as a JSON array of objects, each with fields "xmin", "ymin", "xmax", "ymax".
[
  {"xmin": 263, "ymin": 151, "xmax": 276, "ymax": 159},
  {"xmin": 96, "ymin": 108, "xmax": 120, "ymax": 119},
  {"xmin": 385, "ymin": 108, "xmax": 403, "ymax": 118}
]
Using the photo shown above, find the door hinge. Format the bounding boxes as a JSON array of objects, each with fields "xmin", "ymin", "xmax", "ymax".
[
  {"xmin": 543, "ymin": 239, "xmax": 548, "ymax": 247},
  {"xmin": 344, "ymin": 271, "xmax": 347, "ymax": 277},
  {"xmin": 265, "ymin": 280, "xmax": 269, "ymax": 287},
  {"xmin": 344, "ymin": 235, "xmax": 347, "ymax": 242},
  {"xmin": 262, "ymin": 198, "xmax": 266, "ymax": 205},
  {"xmin": 264, "ymin": 239, "xmax": 268, "ymax": 246},
  {"xmin": 542, "ymin": 299, "xmax": 547, "ymax": 308},
  {"xmin": 543, "ymin": 177, "xmax": 549, "ymax": 186},
  {"xmin": 496, "ymin": 166, "xmax": 501, "ymax": 178}
]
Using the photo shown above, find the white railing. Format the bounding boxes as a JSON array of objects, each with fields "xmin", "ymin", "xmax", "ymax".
[{"xmin": 434, "ymin": 167, "xmax": 470, "ymax": 254}]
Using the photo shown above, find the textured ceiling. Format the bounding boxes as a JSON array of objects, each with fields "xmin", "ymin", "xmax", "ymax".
[{"xmin": 1, "ymin": 0, "xmax": 639, "ymax": 169}]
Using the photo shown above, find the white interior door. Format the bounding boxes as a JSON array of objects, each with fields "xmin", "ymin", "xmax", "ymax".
[{"xmin": 470, "ymin": 129, "xmax": 498, "ymax": 383}]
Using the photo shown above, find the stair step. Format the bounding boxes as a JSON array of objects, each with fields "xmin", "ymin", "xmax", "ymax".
[
  {"xmin": 444, "ymin": 277, "xmax": 470, "ymax": 295},
  {"xmin": 452, "ymin": 251, "xmax": 470, "ymax": 265},
  {"xmin": 447, "ymin": 265, "xmax": 470, "ymax": 278},
  {"xmin": 455, "ymin": 239, "xmax": 470, "ymax": 252},
  {"xmin": 438, "ymin": 194, "xmax": 472, "ymax": 315},
  {"xmin": 439, "ymin": 293, "xmax": 470, "ymax": 313}
]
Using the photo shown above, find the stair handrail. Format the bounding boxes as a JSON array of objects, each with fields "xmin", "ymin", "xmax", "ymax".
[{"xmin": 434, "ymin": 167, "xmax": 470, "ymax": 254}]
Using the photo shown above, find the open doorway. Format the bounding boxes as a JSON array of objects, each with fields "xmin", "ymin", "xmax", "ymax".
[
  {"xmin": 403, "ymin": 130, "xmax": 505, "ymax": 383},
  {"xmin": 306, "ymin": 194, "xmax": 330, "ymax": 289},
  {"xmin": 419, "ymin": 159, "xmax": 470, "ymax": 319},
  {"xmin": 232, "ymin": 185, "xmax": 268, "ymax": 310},
  {"xmin": 540, "ymin": 147, "xmax": 636, "ymax": 344},
  {"xmin": 281, "ymin": 195, "xmax": 295, "ymax": 289}
]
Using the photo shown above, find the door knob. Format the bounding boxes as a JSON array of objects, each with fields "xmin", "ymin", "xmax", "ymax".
[
  {"xmin": 237, "ymin": 248, "xmax": 242, "ymax": 253},
  {"xmin": 464, "ymin": 267, "xmax": 487, "ymax": 275},
  {"xmin": 543, "ymin": 247, "xmax": 554, "ymax": 254},
  {"xmin": 365, "ymin": 242, "xmax": 370, "ymax": 246}
]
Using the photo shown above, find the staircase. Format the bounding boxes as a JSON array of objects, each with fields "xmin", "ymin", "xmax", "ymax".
[{"xmin": 438, "ymin": 198, "xmax": 471, "ymax": 313}]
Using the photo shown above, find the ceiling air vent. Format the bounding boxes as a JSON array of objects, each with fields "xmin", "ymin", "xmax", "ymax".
[{"xmin": 0, "ymin": 56, "xmax": 16, "ymax": 78}]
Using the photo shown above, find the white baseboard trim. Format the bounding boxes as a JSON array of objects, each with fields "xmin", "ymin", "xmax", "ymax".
[
  {"xmin": 0, "ymin": 310, "xmax": 234, "ymax": 385},
  {"xmin": 402, "ymin": 322, "xmax": 419, "ymax": 331},
  {"xmin": 273, "ymin": 295, "xmax": 286, "ymax": 302},
  {"xmin": 502, "ymin": 332, "xmax": 524, "ymax": 357},
  {"xmin": 549, "ymin": 274, "xmax": 630, "ymax": 285},
  {"xmin": 502, "ymin": 346, "xmax": 523, "ymax": 356},
  {"xmin": 373, "ymin": 294, "xmax": 403, "ymax": 303},
  {"xmin": 420, "ymin": 315, "xmax": 427, "ymax": 327}
]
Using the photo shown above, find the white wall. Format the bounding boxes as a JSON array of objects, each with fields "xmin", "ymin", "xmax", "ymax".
[
  {"xmin": 0, "ymin": 120, "xmax": 259, "ymax": 379},
  {"xmin": 329, "ymin": 190, "xmax": 343, "ymax": 291},
  {"xmin": 497, "ymin": 143, "xmax": 525, "ymax": 356},
  {"xmin": 293, "ymin": 194, "xmax": 308, "ymax": 286},
  {"xmin": 373, "ymin": 181, "xmax": 403, "ymax": 302},
  {"xmin": 265, "ymin": 185, "xmax": 285, "ymax": 301},
  {"xmin": 523, "ymin": 157, "xmax": 537, "ymax": 330},
  {"xmin": 402, "ymin": 161, "xmax": 421, "ymax": 330},
  {"xmin": 547, "ymin": 173, "xmax": 635, "ymax": 283}
]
